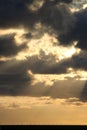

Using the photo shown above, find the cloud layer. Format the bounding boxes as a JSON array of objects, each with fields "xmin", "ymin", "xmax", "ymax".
[
  {"xmin": 0, "ymin": 0, "xmax": 87, "ymax": 102},
  {"xmin": 0, "ymin": 34, "xmax": 27, "ymax": 57}
]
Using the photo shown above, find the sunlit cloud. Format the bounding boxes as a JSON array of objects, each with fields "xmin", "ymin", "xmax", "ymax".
[
  {"xmin": 0, "ymin": 28, "xmax": 28, "ymax": 45},
  {"xmin": 26, "ymin": 33, "xmax": 80, "ymax": 61},
  {"xmin": 14, "ymin": 32, "xmax": 80, "ymax": 61},
  {"xmin": 83, "ymin": 4, "xmax": 87, "ymax": 9},
  {"xmin": 1, "ymin": 96, "xmax": 87, "ymax": 110},
  {"xmin": 0, "ymin": 96, "xmax": 54, "ymax": 109},
  {"xmin": 66, "ymin": 68, "xmax": 87, "ymax": 80},
  {"xmin": 27, "ymin": 0, "xmax": 44, "ymax": 12}
]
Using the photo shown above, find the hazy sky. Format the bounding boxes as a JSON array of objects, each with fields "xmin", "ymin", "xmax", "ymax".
[{"xmin": 0, "ymin": 0, "xmax": 87, "ymax": 125}]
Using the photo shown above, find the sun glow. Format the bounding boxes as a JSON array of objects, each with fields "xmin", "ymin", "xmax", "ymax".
[{"xmin": 64, "ymin": 46, "xmax": 78, "ymax": 58}]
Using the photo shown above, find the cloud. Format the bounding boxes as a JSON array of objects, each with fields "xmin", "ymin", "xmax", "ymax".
[
  {"xmin": 0, "ymin": 72, "xmax": 32, "ymax": 96},
  {"xmin": 0, "ymin": 0, "xmax": 84, "ymax": 52},
  {"xmin": 0, "ymin": 95, "xmax": 87, "ymax": 110},
  {"xmin": 0, "ymin": 0, "xmax": 38, "ymax": 29},
  {"xmin": 0, "ymin": 33, "xmax": 27, "ymax": 57},
  {"xmin": 0, "ymin": 55, "xmax": 87, "ymax": 102},
  {"xmin": 0, "ymin": 49, "xmax": 87, "ymax": 77},
  {"xmin": 0, "ymin": 0, "xmax": 75, "ymax": 59},
  {"xmin": 0, "ymin": 50, "xmax": 86, "ymax": 97},
  {"xmin": 64, "ymin": 97, "xmax": 85, "ymax": 106},
  {"xmin": 80, "ymin": 81, "xmax": 87, "ymax": 102},
  {"xmin": 0, "ymin": 55, "xmax": 48, "ymax": 96},
  {"xmin": 0, "ymin": 68, "xmax": 85, "ymax": 98},
  {"xmin": 0, "ymin": 79, "xmax": 86, "ymax": 109},
  {"xmin": 38, "ymin": 0, "xmax": 75, "ymax": 36},
  {"xmin": 54, "ymin": 50, "xmax": 87, "ymax": 73},
  {"xmin": 0, "ymin": 50, "xmax": 86, "ymax": 75},
  {"xmin": 36, "ymin": 50, "xmax": 87, "ymax": 74},
  {"xmin": 0, "ymin": 0, "xmax": 74, "ymax": 32},
  {"xmin": 0, "ymin": 58, "xmax": 33, "ymax": 96},
  {"xmin": 0, "ymin": 96, "xmax": 51, "ymax": 109},
  {"xmin": 59, "ymin": 8, "xmax": 87, "ymax": 50}
]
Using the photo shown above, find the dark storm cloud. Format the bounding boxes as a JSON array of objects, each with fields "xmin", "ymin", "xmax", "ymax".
[
  {"xmin": 0, "ymin": 0, "xmax": 38, "ymax": 29},
  {"xmin": 59, "ymin": 8, "xmax": 87, "ymax": 50},
  {"xmin": 71, "ymin": 51, "xmax": 87, "ymax": 70},
  {"xmin": 0, "ymin": 0, "xmax": 73, "ymax": 30},
  {"xmin": 74, "ymin": 9, "xmax": 87, "ymax": 50},
  {"xmin": 37, "ymin": 0, "xmax": 87, "ymax": 51},
  {"xmin": 0, "ymin": 34, "xmax": 27, "ymax": 57},
  {"xmin": 38, "ymin": 0, "xmax": 75, "ymax": 36},
  {"xmin": 55, "ymin": 51, "xmax": 87, "ymax": 72},
  {"xmin": 0, "ymin": 58, "xmax": 33, "ymax": 96},
  {"xmin": 0, "ymin": 72, "xmax": 32, "ymax": 96}
]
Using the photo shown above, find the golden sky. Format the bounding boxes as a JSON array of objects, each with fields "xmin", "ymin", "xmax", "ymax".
[{"xmin": 0, "ymin": 96, "xmax": 87, "ymax": 125}]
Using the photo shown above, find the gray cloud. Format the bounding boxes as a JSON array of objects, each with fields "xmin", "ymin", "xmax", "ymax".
[
  {"xmin": 1, "ymin": 50, "xmax": 87, "ymax": 75},
  {"xmin": 0, "ymin": 0, "xmax": 37, "ymax": 29},
  {"xmin": 38, "ymin": 0, "xmax": 75, "ymax": 36},
  {"xmin": 80, "ymin": 81, "xmax": 87, "ymax": 102},
  {"xmin": 35, "ymin": 51, "xmax": 87, "ymax": 74},
  {"xmin": 0, "ymin": 54, "xmax": 87, "ymax": 103},
  {"xmin": 59, "ymin": 8, "xmax": 87, "ymax": 50},
  {"xmin": 0, "ymin": 70, "xmax": 85, "ymax": 100},
  {"xmin": 0, "ymin": 0, "xmax": 74, "ymax": 31},
  {"xmin": 0, "ymin": 0, "xmax": 86, "ymax": 53},
  {"xmin": 0, "ymin": 78, "xmax": 87, "ymax": 102},
  {"xmin": 0, "ymin": 0, "xmax": 74, "ymax": 59},
  {"xmin": 0, "ymin": 34, "xmax": 27, "ymax": 57},
  {"xmin": 0, "ymin": 73, "xmax": 32, "ymax": 96},
  {"xmin": 20, "ymin": 50, "xmax": 87, "ymax": 76},
  {"xmin": 0, "ymin": 58, "xmax": 33, "ymax": 96}
]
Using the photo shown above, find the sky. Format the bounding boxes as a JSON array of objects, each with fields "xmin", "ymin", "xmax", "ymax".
[{"xmin": 0, "ymin": 0, "xmax": 87, "ymax": 125}]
